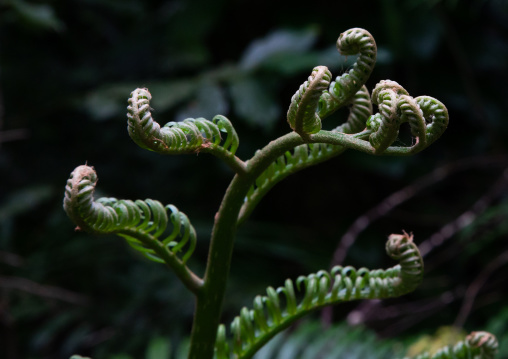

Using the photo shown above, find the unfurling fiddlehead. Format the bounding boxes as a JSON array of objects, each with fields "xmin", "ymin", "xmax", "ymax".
[
  {"xmin": 241, "ymin": 82, "xmax": 373, "ymax": 225},
  {"xmin": 127, "ymin": 88, "xmax": 245, "ymax": 173},
  {"xmin": 63, "ymin": 165, "xmax": 202, "ymax": 293},
  {"xmin": 287, "ymin": 66, "xmax": 332, "ymax": 136},
  {"xmin": 215, "ymin": 232, "xmax": 423, "ymax": 359},
  {"xmin": 318, "ymin": 28, "xmax": 377, "ymax": 119},
  {"xmin": 366, "ymin": 80, "xmax": 449, "ymax": 154},
  {"xmin": 405, "ymin": 331, "xmax": 498, "ymax": 359}
]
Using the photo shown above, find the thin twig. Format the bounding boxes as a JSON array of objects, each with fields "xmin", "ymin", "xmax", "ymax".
[
  {"xmin": 330, "ymin": 156, "xmax": 508, "ymax": 267},
  {"xmin": 0, "ymin": 251, "xmax": 24, "ymax": 267},
  {"xmin": 419, "ymin": 168, "xmax": 508, "ymax": 257},
  {"xmin": 0, "ymin": 275, "xmax": 89, "ymax": 305},
  {"xmin": 454, "ymin": 250, "xmax": 508, "ymax": 328}
]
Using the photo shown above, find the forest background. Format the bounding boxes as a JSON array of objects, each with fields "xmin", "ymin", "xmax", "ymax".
[{"xmin": 1, "ymin": 0, "xmax": 508, "ymax": 358}]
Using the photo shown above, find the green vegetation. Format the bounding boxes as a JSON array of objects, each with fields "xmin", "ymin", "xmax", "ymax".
[
  {"xmin": 2, "ymin": 1, "xmax": 507, "ymax": 358},
  {"xmin": 63, "ymin": 27, "xmax": 496, "ymax": 358}
]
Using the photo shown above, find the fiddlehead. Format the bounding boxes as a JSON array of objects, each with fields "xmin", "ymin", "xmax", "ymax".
[
  {"xmin": 239, "ymin": 85, "xmax": 373, "ymax": 225},
  {"xmin": 318, "ymin": 28, "xmax": 377, "ymax": 119},
  {"xmin": 215, "ymin": 232, "xmax": 423, "ymax": 358},
  {"xmin": 63, "ymin": 165, "xmax": 202, "ymax": 293},
  {"xmin": 287, "ymin": 66, "xmax": 331, "ymax": 136},
  {"xmin": 333, "ymin": 84, "xmax": 373, "ymax": 134},
  {"xmin": 365, "ymin": 80, "xmax": 449, "ymax": 154},
  {"xmin": 404, "ymin": 331, "xmax": 498, "ymax": 359},
  {"xmin": 127, "ymin": 88, "xmax": 245, "ymax": 173}
]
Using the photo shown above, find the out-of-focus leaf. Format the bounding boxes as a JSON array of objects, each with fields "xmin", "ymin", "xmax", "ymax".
[
  {"xmin": 0, "ymin": 185, "xmax": 53, "ymax": 220},
  {"xmin": 174, "ymin": 338, "xmax": 190, "ymax": 359},
  {"xmin": 84, "ymin": 84, "xmax": 139, "ymax": 121},
  {"xmin": 32, "ymin": 311, "xmax": 78, "ymax": 350},
  {"xmin": 148, "ymin": 80, "xmax": 200, "ymax": 113},
  {"xmin": 146, "ymin": 336, "xmax": 171, "ymax": 359},
  {"xmin": 252, "ymin": 321, "xmax": 401, "ymax": 359},
  {"xmin": 84, "ymin": 80, "xmax": 200, "ymax": 121},
  {"xmin": 240, "ymin": 28, "xmax": 319, "ymax": 70},
  {"xmin": 229, "ymin": 77, "xmax": 280, "ymax": 130},
  {"xmin": 9, "ymin": 0, "xmax": 64, "ymax": 31},
  {"xmin": 108, "ymin": 355, "xmax": 133, "ymax": 359},
  {"xmin": 405, "ymin": 326, "xmax": 466, "ymax": 358},
  {"xmin": 175, "ymin": 81, "xmax": 228, "ymax": 122},
  {"xmin": 409, "ymin": 17, "xmax": 443, "ymax": 60},
  {"xmin": 62, "ymin": 324, "xmax": 91, "ymax": 357}
]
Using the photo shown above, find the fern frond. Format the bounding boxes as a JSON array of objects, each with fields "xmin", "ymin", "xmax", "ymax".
[
  {"xmin": 215, "ymin": 232, "xmax": 423, "ymax": 358},
  {"xmin": 287, "ymin": 66, "xmax": 332, "ymax": 136},
  {"xmin": 240, "ymin": 86, "xmax": 373, "ymax": 224},
  {"xmin": 238, "ymin": 143, "xmax": 345, "ymax": 225},
  {"xmin": 365, "ymin": 80, "xmax": 449, "ymax": 154},
  {"xmin": 404, "ymin": 331, "xmax": 498, "ymax": 359},
  {"xmin": 318, "ymin": 28, "xmax": 377, "ymax": 119},
  {"xmin": 333, "ymin": 85, "xmax": 373, "ymax": 134},
  {"xmin": 63, "ymin": 165, "xmax": 202, "ymax": 293},
  {"xmin": 127, "ymin": 88, "xmax": 245, "ymax": 173}
]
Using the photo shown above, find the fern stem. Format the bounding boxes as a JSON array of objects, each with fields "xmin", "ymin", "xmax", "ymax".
[
  {"xmin": 188, "ymin": 174, "xmax": 252, "ymax": 359},
  {"xmin": 118, "ymin": 229, "xmax": 204, "ymax": 295}
]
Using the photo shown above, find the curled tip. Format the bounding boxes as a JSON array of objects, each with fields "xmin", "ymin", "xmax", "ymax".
[
  {"xmin": 371, "ymin": 80, "xmax": 409, "ymax": 104},
  {"xmin": 386, "ymin": 231, "xmax": 414, "ymax": 256},
  {"xmin": 337, "ymin": 28, "xmax": 376, "ymax": 57},
  {"xmin": 131, "ymin": 87, "xmax": 151, "ymax": 100},
  {"xmin": 287, "ymin": 66, "xmax": 331, "ymax": 136},
  {"xmin": 467, "ymin": 331, "xmax": 498, "ymax": 357}
]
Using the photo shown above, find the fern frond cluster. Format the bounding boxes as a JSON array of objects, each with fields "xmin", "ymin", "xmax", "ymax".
[
  {"xmin": 62, "ymin": 26, "xmax": 497, "ymax": 359},
  {"xmin": 366, "ymin": 80, "xmax": 449, "ymax": 153}
]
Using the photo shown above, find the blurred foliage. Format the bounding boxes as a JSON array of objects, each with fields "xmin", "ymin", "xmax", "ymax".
[
  {"xmin": 405, "ymin": 326, "xmax": 466, "ymax": 358},
  {"xmin": 1, "ymin": 0, "xmax": 507, "ymax": 358}
]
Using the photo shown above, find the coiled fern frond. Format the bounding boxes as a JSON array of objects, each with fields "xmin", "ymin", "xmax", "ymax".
[
  {"xmin": 287, "ymin": 66, "xmax": 332, "ymax": 136},
  {"xmin": 404, "ymin": 331, "xmax": 498, "ymax": 359},
  {"xmin": 318, "ymin": 28, "xmax": 377, "ymax": 119},
  {"xmin": 241, "ymin": 85, "xmax": 373, "ymax": 224},
  {"xmin": 215, "ymin": 232, "xmax": 423, "ymax": 359},
  {"xmin": 333, "ymin": 84, "xmax": 373, "ymax": 134},
  {"xmin": 366, "ymin": 80, "xmax": 449, "ymax": 154},
  {"xmin": 127, "ymin": 88, "xmax": 245, "ymax": 173},
  {"xmin": 63, "ymin": 165, "xmax": 202, "ymax": 292}
]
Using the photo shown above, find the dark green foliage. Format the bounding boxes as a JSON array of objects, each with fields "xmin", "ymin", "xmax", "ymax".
[{"xmin": 1, "ymin": 0, "xmax": 508, "ymax": 358}]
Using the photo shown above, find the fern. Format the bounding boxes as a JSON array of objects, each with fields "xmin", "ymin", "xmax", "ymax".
[
  {"xmin": 127, "ymin": 88, "xmax": 245, "ymax": 173},
  {"xmin": 318, "ymin": 28, "xmax": 377, "ymax": 119},
  {"xmin": 365, "ymin": 80, "xmax": 449, "ymax": 154},
  {"xmin": 215, "ymin": 232, "xmax": 423, "ymax": 358},
  {"xmin": 63, "ymin": 165, "xmax": 202, "ymax": 293},
  {"xmin": 403, "ymin": 331, "xmax": 498, "ymax": 359},
  {"xmin": 63, "ymin": 27, "xmax": 497, "ymax": 359},
  {"xmin": 287, "ymin": 66, "xmax": 331, "ymax": 136}
]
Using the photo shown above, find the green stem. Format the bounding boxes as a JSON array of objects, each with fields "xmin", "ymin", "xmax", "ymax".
[
  {"xmin": 119, "ymin": 229, "xmax": 204, "ymax": 295},
  {"xmin": 188, "ymin": 133, "xmax": 306, "ymax": 358},
  {"xmin": 187, "ymin": 127, "xmax": 424, "ymax": 358}
]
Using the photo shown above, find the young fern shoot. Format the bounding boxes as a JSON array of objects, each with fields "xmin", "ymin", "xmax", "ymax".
[{"xmin": 63, "ymin": 27, "xmax": 497, "ymax": 359}]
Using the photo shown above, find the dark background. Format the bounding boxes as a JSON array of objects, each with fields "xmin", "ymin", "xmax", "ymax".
[{"xmin": 1, "ymin": 0, "xmax": 508, "ymax": 358}]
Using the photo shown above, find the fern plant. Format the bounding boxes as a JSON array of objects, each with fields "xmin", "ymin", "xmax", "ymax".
[{"xmin": 63, "ymin": 28, "xmax": 497, "ymax": 359}]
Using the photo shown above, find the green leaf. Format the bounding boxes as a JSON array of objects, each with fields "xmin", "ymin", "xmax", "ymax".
[
  {"xmin": 240, "ymin": 28, "xmax": 319, "ymax": 70},
  {"xmin": 175, "ymin": 81, "xmax": 228, "ymax": 122},
  {"xmin": 229, "ymin": 77, "xmax": 280, "ymax": 130},
  {"xmin": 9, "ymin": 0, "xmax": 64, "ymax": 31},
  {"xmin": 146, "ymin": 336, "xmax": 171, "ymax": 359}
]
